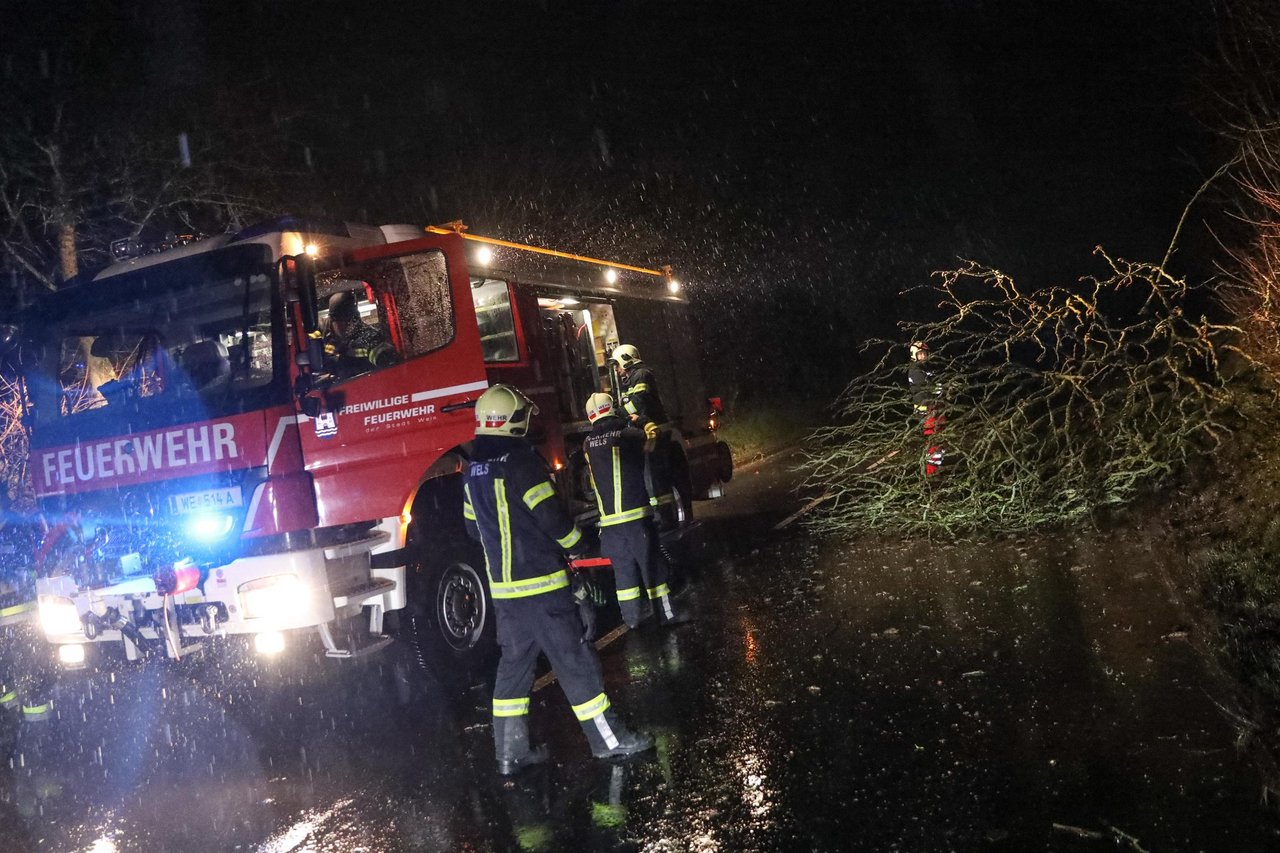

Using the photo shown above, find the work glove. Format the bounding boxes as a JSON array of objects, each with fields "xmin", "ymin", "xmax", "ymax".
[
  {"xmin": 643, "ymin": 421, "xmax": 659, "ymax": 440},
  {"xmin": 571, "ymin": 573, "xmax": 599, "ymax": 643}
]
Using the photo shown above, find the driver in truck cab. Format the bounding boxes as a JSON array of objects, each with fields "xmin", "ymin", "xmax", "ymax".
[{"xmin": 321, "ymin": 291, "xmax": 399, "ymax": 380}]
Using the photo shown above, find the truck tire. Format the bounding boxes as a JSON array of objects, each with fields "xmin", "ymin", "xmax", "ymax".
[
  {"xmin": 401, "ymin": 533, "xmax": 496, "ymax": 680},
  {"xmin": 429, "ymin": 542, "xmax": 492, "ymax": 655},
  {"xmin": 669, "ymin": 450, "xmax": 695, "ymax": 526}
]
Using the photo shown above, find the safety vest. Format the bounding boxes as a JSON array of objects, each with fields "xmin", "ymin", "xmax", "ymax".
[
  {"xmin": 583, "ymin": 416, "xmax": 653, "ymax": 527},
  {"xmin": 463, "ymin": 436, "xmax": 584, "ymax": 599}
]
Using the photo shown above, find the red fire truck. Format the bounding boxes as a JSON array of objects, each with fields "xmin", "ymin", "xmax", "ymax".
[{"xmin": 17, "ymin": 217, "xmax": 732, "ymax": 669}]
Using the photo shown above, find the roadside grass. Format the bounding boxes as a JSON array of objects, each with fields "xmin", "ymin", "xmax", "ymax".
[
  {"xmin": 1200, "ymin": 543, "xmax": 1280, "ymax": 706},
  {"xmin": 717, "ymin": 401, "xmax": 824, "ymax": 466}
]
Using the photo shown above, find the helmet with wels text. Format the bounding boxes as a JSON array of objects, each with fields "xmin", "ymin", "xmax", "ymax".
[
  {"xmin": 474, "ymin": 384, "xmax": 540, "ymax": 437},
  {"xmin": 909, "ymin": 340, "xmax": 929, "ymax": 360},
  {"xmin": 609, "ymin": 344, "xmax": 641, "ymax": 368},
  {"xmin": 585, "ymin": 392, "xmax": 616, "ymax": 423}
]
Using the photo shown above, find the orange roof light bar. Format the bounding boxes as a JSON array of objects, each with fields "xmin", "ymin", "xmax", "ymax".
[{"xmin": 426, "ymin": 221, "xmax": 668, "ymax": 278}]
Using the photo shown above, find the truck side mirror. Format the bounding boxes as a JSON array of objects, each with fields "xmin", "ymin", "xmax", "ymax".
[{"xmin": 299, "ymin": 394, "xmax": 322, "ymax": 420}]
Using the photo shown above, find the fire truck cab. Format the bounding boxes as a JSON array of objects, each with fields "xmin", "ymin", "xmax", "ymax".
[{"xmin": 19, "ymin": 218, "xmax": 731, "ymax": 670}]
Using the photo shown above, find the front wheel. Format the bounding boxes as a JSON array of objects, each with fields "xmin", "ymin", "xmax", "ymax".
[
  {"xmin": 400, "ymin": 536, "xmax": 497, "ymax": 683},
  {"xmin": 433, "ymin": 556, "xmax": 490, "ymax": 654}
]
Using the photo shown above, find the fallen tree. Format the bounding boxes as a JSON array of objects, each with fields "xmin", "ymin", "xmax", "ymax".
[{"xmin": 801, "ymin": 249, "xmax": 1265, "ymax": 537}]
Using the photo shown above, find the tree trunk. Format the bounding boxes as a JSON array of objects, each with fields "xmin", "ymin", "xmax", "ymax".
[{"xmin": 59, "ymin": 221, "xmax": 77, "ymax": 282}]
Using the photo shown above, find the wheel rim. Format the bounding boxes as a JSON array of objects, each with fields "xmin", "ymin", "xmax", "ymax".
[{"xmin": 436, "ymin": 561, "xmax": 487, "ymax": 651}]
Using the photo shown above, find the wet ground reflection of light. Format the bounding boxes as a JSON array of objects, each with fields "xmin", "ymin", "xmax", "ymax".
[
  {"xmin": 734, "ymin": 748, "xmax": 774, "ymax": 821},
  {"xmin": 86, "ymin": 835, "xmax": 118, "ymax": 853},
  {"xmin": 255, "ymin": 797, "xmax": 352, "ymax": 853}
]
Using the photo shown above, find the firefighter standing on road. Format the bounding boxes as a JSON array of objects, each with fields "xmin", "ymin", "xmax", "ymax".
[
  {"xmin": 610, "ymin": 345, "xmax": 677, "ymax": 530},
  {"xmin": 464, "ymin": 384, "xmax": 654, "ymax": 775},
  {"xmin": 322, "ymin": 291, "xmax": 399, "ymax": 380},
  {"xmin": 583, "ymin": 393, "xmax": 688, "ymax": 629},
  {"xmin": 907, "ymin": 341, "xmax": 946, "ymax": 476}
]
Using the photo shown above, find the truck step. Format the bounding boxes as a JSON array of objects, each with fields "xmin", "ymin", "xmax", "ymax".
[
  {"xmin": 321, "ymin": 633, "xmax": 394, "ymax": 659},
  {"xmin": 331, "ymin": 577, "xmax": 397, "ymax": 609}
]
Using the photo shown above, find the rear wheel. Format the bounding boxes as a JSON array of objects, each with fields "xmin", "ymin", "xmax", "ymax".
[{"xmin": 669, "ymin": 452, "xmax": 695, "ymax": 526}]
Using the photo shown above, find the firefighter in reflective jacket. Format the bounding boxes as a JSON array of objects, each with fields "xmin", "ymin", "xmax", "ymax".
[
  {"xmin": 610, "ymin": 345, "xmax": 677, "ymax": 529},
  {"xmin": 464, "ymin": 384, "xmax": 654, "ymax": 774},
  {"xmin": 583, "ymin": 393, "xmax": 688, "ymax": 629},
  {"xmin": 908, "ymin": 341, "xmax": 945, "ymax": 476}
]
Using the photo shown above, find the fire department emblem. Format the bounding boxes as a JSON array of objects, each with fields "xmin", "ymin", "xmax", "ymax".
[{"xmin": 314, "ymin": 411, "xmax": 338, "ymax": 439}]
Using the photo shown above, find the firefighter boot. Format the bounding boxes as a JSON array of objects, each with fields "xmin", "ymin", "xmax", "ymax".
[
  {"xmin": 582, "ymin": 710, "xmax": 654, "ymax": 761},
  {"xmin": 495, "ymin": 714, "xmax": 550, "ymax": 776},
  {"xmin": 648, "ymin": 583, "xmax": 693, "ymax": 627}
]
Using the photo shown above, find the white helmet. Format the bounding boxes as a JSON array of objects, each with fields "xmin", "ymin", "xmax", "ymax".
[
  {"xmin": 585, "ymin": 392, "xmax": 616, "ymax": 423},
  {"xmin": 474, "ymin": 384, "xmax": 539, "ymax": 437},
  {"xmin": 909, "ymin": 340, "xmax": 929, "ymax": 360},
  {"xmin": 609, "ymin": 344, "xmax": 641, "ymax": 368}
]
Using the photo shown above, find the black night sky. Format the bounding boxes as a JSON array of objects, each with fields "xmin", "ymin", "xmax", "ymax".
[{"xmin": 1, "ymin": 0, "xmax": 1219, "ymax": 401}]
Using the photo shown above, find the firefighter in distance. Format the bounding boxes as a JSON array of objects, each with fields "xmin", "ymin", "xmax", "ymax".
[
  {"xmin": 463, "ymin": 384, "xmax": 654, "ymax": 775},
  {"xmin": 610, "ymin": 344, "xmax": 678, "ymax": 529},
  {"xmin": 583, "ymin": 392, "xmax": 688, "ymax": 629},
  {"xmin": 907, "ymin": 340, "xmax": 946, "ymax": 476}
]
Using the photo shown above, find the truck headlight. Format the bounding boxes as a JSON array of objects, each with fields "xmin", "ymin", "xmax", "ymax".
[
  {"xmin": 58, "ymin": 644, "xmax": 87, "ymax": 667},
  {"xmin": 38, "ymin": 595, "xmax": 82, "ymax": 637},
  {"xmin": 238, "ymin": 574, "xmax": 303, "ymax": 621},
  {"xmin": 187, "ymin": 512, "xmax": 234, "ymax": 542},
  {"xmin": 254, "ymin": 631, "xmax": 286, "ymax": 655}
]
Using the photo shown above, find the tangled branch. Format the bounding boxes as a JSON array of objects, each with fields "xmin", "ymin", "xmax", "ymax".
[{"xmin": 801, "ymin": 250, "xmax": 1260, "ymax": 537}]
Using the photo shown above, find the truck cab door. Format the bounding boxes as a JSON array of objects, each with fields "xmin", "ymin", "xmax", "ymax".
[{"xmin": 290, "ymin": 233, "xmax": 487, "ymax": 529}]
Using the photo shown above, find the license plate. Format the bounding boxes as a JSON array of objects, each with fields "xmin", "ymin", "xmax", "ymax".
[{"xmin": 169, "ymin": 487, "xmax": 243, "ymax": 515}]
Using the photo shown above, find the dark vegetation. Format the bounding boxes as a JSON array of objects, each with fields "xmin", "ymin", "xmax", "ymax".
[{"xmin": 797, "ymin": 0, "xmax": 1280, "ymax": 788}]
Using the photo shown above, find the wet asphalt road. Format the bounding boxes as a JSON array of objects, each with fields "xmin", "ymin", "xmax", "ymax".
[{"xmin": 3, "ymin": 451, "xmax": 1280, "ymax": 852}]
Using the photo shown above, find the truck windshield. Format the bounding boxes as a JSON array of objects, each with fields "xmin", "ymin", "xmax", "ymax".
[{"xmin": 28, "ymin": 254, "xmax": 280, "ymax": 433}]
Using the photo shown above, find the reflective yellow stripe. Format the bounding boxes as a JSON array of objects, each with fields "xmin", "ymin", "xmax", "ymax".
[
  {"xmin": 496, "ymin": 479, "xmax": 512, "ymax": 583},
  {"xmin": 493, "ymin": 697, "xmax": 530, "ymax": 717},
  {"xmin": 612, "ymin": 448, "xmax": 622, "ymax": 515},
  {"xmin": 647, "ymin": 583, "xmax": 670, "ymax": 599},
  {"xmin": 557, "ymin": 526, "xmax": 583, "ymax": 549},
  {"xmin": 590, "ymin": 467, "xmax": 606, "ymax": 516},
  {"xmin": 599, "ymin": 506, "xmax": 651, "ymax": 527},
  {"xmin": 624, "ymin": 399, "xmax": 639, "ymax": 415},
  {"xmin": 462, "ymin": 501, "xmax": 476, "ymax": 520},
  {"xmin": 491, "ymin": 570, "xmax": 570, "ymax": 599},
  {"xmin": 653, "ymin": 493, "xmax": 676, "ymax": 506},
  {"xmin": 0, "ymin": 690, "xmax": 16, "ymax": 704},
  {"xmin": 628, "ymin": 383, "xmax": 649, "ymax": 394},
  {"xmin": 0, "ymin": 601, "xmax": 34, "ymax": 618},
  {"xmin": 616, "ymin": 586, "xmax": 642, "ymax": 602},
  {"xmin": 523, "ymin": 481, "xmax": 556, "ymax": 510},
  {"xmin": 571, "ymin": 692, "xmax": 611, "ymax": 721},
  {"xmin": 21, "ymin": 701, "xmax": 51, "ymax": 715}
]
